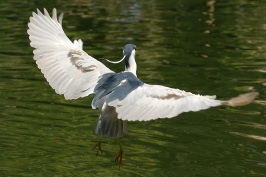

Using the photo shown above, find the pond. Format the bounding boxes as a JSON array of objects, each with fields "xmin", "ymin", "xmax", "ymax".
[{"xmin": 0, "ymin": 0, "xmax": 265, "ymax": 176}]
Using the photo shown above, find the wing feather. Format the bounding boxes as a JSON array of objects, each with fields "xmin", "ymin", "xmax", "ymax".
[
  {"xmin": 28, "ymin": 8, "xmax": 112, "ymax": 99},
  {"xmin": 107, "ymin": 84, "xmax": 222, "ymax": 121}
]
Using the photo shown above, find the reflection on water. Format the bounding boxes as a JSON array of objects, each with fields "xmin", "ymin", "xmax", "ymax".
[
  {"xmin": 230, "ymin": 121, "xmax": 266, "ymax": 141},
  {"xmin": 0, "ymin": 0, "xmax": 265, "ymax": 176},
  {"xmin": 231, "ymin": 132, "xmax": 266, "ymax": 141}
]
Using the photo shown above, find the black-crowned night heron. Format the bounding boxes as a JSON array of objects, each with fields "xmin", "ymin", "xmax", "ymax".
[{"xmin": 27, "ymin": 8, "xmax": 259, "ymax": 167}]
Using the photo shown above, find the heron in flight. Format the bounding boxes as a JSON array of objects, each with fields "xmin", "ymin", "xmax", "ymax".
[{"xmin": 27, "ymin": 8, "xmax": 258, "ymax": 167}]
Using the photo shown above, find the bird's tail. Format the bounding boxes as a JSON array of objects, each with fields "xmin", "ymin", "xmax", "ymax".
[{"xmin": 221, "ymin": 92, "xmax": 259, "ymax": 107}]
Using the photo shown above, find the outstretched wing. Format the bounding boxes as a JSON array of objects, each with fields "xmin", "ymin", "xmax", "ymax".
[
  {"xmin": 28, "ymin": 8, "xmax": 112, "ymax": 99},
  {"xmin": 107, "ymin": 83, "xmax": 259, "ymax": 121},
  {"xmin": 111, "ymin": 84, "xmax": 222, "ymax": 121},
  {"xmin": 106, "ymin": 83, "xmax": 222, "ymax": 121}
]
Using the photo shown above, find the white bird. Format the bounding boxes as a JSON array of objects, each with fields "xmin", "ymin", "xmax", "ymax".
[{"xmin": 27, "ymin": 8, "xmax": 259, "ymax": 167}]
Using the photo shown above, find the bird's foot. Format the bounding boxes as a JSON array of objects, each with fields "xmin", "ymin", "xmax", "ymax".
[
  {"xmin": 115, "ymin": 146, "xmax": 123, "ymax": 168},
  {"xmin": 92, "ymin": 140, "xmax": 102, "ymax": 156}
]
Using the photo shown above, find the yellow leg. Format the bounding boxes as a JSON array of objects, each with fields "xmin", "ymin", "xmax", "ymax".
[
  {"xmin": 115, "ymin": 137, "xmax": 123, "ymax": 168},
  {"xmin": 92, "ymin": 139, "xmax": 103, "ymax": 156}
]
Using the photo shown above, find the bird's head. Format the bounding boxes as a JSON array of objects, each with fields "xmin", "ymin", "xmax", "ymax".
[
  {"xmin": 123, "ymin": 44, "xmax": 137, "ymax": 69},
  {"xmin": 106, "ymin": 44, "xmax": 137, "ymax": 76}
]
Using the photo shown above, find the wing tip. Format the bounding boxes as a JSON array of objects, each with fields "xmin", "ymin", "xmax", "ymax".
[{"xmin": 223, "ymin": 91, "xmax": 259, "ymax": 107}]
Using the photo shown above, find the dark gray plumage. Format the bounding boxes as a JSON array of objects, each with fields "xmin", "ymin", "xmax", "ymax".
[
  {"xmin": 92, "ymin": 72, "xmax": 143, "ymax": 137},
  {"xmin": 92, "ymin": 72, "xmax": 143, "ymax": 107}
]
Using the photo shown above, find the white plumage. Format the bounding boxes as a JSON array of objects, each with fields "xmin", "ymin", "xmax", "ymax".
[{"xmin": 28, "ymin": 9, "xmax": 112, "ymax": 100}]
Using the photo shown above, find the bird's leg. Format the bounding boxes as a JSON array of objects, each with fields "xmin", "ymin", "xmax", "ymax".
[
  {"xmin": 115, "ymin": 137, "xmax": 123, "ymax": 168},
  {"xmin": 92, "ymin": 139, "xmax": 103, "ymax": 156}
]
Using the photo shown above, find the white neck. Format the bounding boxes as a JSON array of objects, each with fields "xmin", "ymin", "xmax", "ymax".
[{"xmin": 125, "ymin": 50, "xmax": 137, "ymax": 76}]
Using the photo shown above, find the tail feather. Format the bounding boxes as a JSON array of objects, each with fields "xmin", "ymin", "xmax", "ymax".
[{"xmin": 222, "ymin": 92, "xmax": 259, "ymax": 107}]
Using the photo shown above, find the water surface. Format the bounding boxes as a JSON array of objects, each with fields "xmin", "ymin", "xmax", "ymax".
[{"xmin": 0, "ymin": 0, "xmax": 265, "ymax": 176}]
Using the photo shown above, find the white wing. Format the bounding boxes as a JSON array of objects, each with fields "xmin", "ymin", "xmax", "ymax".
[
  {"xmin": 27, "ymin": 8, "xmax": 112, "ymax": 99},
  {"xmin": 107, "ymin": 84, "xmax": 222, "ymax": 121}
]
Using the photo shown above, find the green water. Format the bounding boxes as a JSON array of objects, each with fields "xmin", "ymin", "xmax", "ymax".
[{"xmin": 0, "ymin": 0, "xmax": 265, "ymax": 176}]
